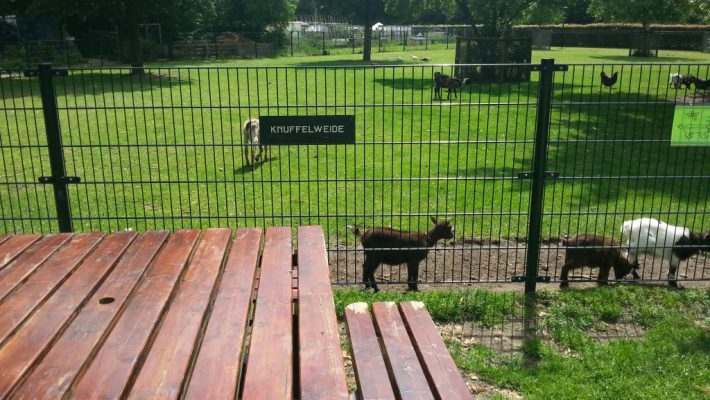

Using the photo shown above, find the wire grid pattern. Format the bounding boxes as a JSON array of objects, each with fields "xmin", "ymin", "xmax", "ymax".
[{"xmin": 1, "ymin": 63, "xmax": 709, "ymax": 285}]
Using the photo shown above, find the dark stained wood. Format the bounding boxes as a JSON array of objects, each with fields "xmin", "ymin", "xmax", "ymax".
[
  {"xmin": 0, "ymin": 232, "xmax": 105, "ymax": 345},
  {"xmin": 372, "ymin": 302, "xmax": 434, "ymax": 400},
  {"xmin": 128, "ymin": 228, "xmax": 232, "ymax": 399},
  {"xmin": 297, "ymin": 226, "xmax": 349, "ymax": 400},
  {"xmin": 344, "ymin": 302, "xmax": 397, "ymax": 400},
  {"xmin": 241, "ymin": 227, "xmax": 293, "ymax": 400},
  {"xmin": 0, "ymin": 231, "xmax": 137, "ymax": 398},
  {"xmin": 11, "ymin": 230, "xmax": 181, "ymax": 400},
  {"xmin": 399, "ymin": 302, "xmax": 472, "ymax": 400},
  {"xmin": 68, "ymin": 230, "xmax": 199, "ymax": 399},
  {"xmin": 0, "ymin": 234, "xmax": 43, "ymax": 270},
  {"xmin": 184, "ymin": 228, "xmax": 262, "ymax": 400},
  {"xmin": 0, "ymin": 233, "xmax": 72, "ymax": 302}
]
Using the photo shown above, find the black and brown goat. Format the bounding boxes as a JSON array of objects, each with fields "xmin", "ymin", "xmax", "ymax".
[
  {"xmin": 434, "ymin": 72, "xmax": 469, "ymax": 100},
  {"xmin": 559, "ymin": 233, "xmax": 638, "ymax": 289},
  {"xmin": 348, "ymin": 217, "xmax": 454, "ymax": 292}
]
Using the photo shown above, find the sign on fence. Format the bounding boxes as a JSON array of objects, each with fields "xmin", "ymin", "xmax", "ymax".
[
  {"xmin": 260, "ymin": 115, "xmax": 355, "ymax": 145},
  {"xmin": 671, "ymin": 106, "xmax": 710, "ymax": 146}
]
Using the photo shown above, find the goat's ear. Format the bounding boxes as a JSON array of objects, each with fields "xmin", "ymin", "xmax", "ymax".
[{"xmin": 430, "ymin": 216, "xmax": 437, "ymax": 224}]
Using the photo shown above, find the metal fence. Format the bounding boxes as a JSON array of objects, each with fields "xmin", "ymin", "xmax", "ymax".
[
  {"xmin": 1, "ymin": 27, "xmax": 470, "ymax": 69},
  {"xmin": 1, "ymin": 61, "xmax": 709, "ymax": 289}
]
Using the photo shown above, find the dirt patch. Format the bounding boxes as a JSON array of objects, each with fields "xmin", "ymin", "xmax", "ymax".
[{"xmin": 328, "ymin": 237, "xmax": 710, "ymax": 291}]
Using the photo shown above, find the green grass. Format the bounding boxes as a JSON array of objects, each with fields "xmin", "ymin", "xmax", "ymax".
[
  {"xmin": 1, "ymin": 47, "xmax": 709, "ymax": 237},
  {"xmin": 339, "ymin": 286, "xmax": 710, "ymax": 399}
]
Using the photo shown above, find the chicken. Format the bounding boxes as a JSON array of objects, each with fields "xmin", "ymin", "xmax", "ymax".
[
  {"xmin": 600, "ymin": 71, "xmax": 618, "ymax": 88},
  {"xmin": 411, "ymin": 55, "xmax": 418, "ymax": 61},
  {"xmin": 421, "ymin": 57, "xmax": 431, "ymax": 62},
  {"xmin": 394, "ymin": 56, "xmax": 404, "ymax": 62}
]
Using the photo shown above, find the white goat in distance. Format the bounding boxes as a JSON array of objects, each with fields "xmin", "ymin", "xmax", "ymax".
[{"xmin": 242, "ymin": 118, "xmax": 269, "ymax": 166}]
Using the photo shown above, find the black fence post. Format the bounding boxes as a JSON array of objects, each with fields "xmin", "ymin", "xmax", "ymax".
[
  {"xmin": 36, "ymin": 63, "xmax": 74, "ymax": 232},
  {"xmin": 290, "ymin": 31, "xmax": 294, "ymax": 57},
  {"xmin": 524, "ymin": 58, "xmax": 557, "ymax": 294}
]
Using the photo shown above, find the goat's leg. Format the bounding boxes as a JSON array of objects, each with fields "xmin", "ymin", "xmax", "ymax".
[
  {"xmin": 668, "ymin": 258, "xmax": 679, "ymax": 288},
  {"xmin": 406, "ymin": 261, "xmax": 420, "ymax": 291},
  {"xmin": 243, "ymin": 145, "xmax": 250, "ymax": 166},
  {"xmin": 597, "ymin": 264, "xmax": 610, "ymax": 286},
  {"xmin": 368, "ymin": 262, "xmax": 380, "ymax": 293},
  {"xmin": 559, "ymin": 263, "xmax": 572, "ymax": 289},
  {"xmin": 362, "ymin": 256, "xmax": 373, "ymax": 290},
  {"xmin": 627, "ymin": 249, "xmax": 640, "ymax": 279}
]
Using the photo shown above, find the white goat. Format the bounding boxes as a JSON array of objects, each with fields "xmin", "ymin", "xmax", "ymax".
[
  {"xmin": 621, "ymin": 218, "xmax": 710, "ymax": 287},
  {"xmin": 242, "ymin": 118, "xmax": 268, "ymax": 166},
  {"xmin": 669, "ymin": 73, "xmax": 691, "ymax": 89}
]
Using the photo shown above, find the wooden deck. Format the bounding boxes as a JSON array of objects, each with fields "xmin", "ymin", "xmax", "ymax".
[{"xmin": 0, "ymin": 227, "xmax": 349, "ymax": 400}]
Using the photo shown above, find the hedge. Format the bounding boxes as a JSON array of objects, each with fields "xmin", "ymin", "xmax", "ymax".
[{"xmin": 513, "ymin": 24, "xmax": 710, "ymax": 51}]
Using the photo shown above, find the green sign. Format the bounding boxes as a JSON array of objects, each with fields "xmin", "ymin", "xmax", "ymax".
[{"xmin": 671, "ymin": 106, "xmax": 710, "ymax": 146}]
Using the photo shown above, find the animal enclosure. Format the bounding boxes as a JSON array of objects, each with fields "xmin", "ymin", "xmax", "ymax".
[{"xmin": 1, "ymin": 61, "xmax": 709, "ymax": 288}]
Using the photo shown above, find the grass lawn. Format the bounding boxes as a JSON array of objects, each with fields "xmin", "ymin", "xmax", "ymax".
[
  {"xmin": 334, "ymin": 286, "xmax": 710, "ymax": 399},
  {"xmin": 1, "ymin": 46, "xmax": 709, "ymax": 239}
]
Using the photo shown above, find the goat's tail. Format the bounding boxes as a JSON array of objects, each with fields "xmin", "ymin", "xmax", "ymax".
[{"xmin": 347, "ymin": 225, "xmax": 362, "ymax": 238}]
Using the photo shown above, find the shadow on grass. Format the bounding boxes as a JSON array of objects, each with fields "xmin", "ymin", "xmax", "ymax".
[
  {"xmin": 1, "ymin": 70, "xmax": 191, "ymax": 100},
  {"xmin": 233, "ymin": 157, "xmax": 276, "ymax": 175}
]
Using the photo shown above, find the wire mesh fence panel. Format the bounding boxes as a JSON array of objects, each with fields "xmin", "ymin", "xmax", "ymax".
[
  {"xmin": 1, "ymin": 62, "xmax": 709, "ymax": 288},
  {"xmin": 541, "ymin": 63, "xmax": 710, "ymax": 286},
  {"xmin": 0, "ymin": 72, "xmax": 57, "ymax": 233}
]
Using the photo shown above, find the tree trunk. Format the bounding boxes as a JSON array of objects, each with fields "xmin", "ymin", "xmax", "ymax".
[
  {"xmin": 124, "ymin": 1, "xmax": 144, "ymax": 75},
  {"xmin": 637, "ymin": 22, "xmax": 653, "ymax": 57},
  {"xmin": 363, "ymin": 23, "xmax": 372, "ymax": 61},
  {"xmin": 362, "ymin": 0, "xmax": 372, "ymax": 61}
]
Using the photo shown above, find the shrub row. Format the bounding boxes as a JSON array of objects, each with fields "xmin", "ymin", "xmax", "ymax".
[{"xmin": 514, "ymin": 24, "xmax": 710, "ymax": 51}]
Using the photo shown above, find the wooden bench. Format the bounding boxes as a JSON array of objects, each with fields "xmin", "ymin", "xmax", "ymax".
[
  {"xmin": 0, "ymin": 226, "xmax": 348, "ymax": 399},
  {"xmin": 345, "ymin": 301, "xmax": 472, "ymax": 400}
]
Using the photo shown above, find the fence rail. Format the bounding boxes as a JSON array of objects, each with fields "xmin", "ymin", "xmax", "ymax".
[{"xmin": 1, "ymin": 61, "xmax": 709, "ymax": 289}]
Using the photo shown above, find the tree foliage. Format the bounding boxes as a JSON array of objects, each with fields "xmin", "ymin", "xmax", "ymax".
[
  {"xmin": 587, "ymin": 0, "xmax": 692, "ymax": 29},
  {"xmin": 384, "ymin": 0, "xmax": 568, "ymax": 37}
]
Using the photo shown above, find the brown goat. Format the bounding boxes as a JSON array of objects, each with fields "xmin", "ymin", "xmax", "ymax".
[
  {"xmin": 560, "ymin": 233, "xmax": 638, "ymax": 289},
  {"xmin": 348, "ymin": 217, "xmax": 454, "ymax": 292}
]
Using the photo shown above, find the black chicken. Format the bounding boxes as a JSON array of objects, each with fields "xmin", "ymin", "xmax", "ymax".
[{"xmin": 600, "ymin": 71, "xmax": 618, "ymax": 88}]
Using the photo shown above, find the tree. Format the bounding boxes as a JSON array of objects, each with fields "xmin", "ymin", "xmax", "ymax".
[
  {"xmin": 386, "ymin": 0, "xmax": 568, "ymax": 38},
  {"xmin": 213, "ymin": 0, "xmax": 296, "ymax": 38},
  {"xmin": 312, "ymin": 0, "xmax": 387, "ymax": 61},
  {"xmin": 588, "ymin": 0, "xmax": 691, "ymax": 55},
  {"xmin": 8, "ymin": 0, "xmax": 213, "ymax": 71}
]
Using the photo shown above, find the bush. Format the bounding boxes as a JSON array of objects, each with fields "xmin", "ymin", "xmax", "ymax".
[{"xmin": 514, "ymin": 24, "xmax": 710, "ymax": 51}]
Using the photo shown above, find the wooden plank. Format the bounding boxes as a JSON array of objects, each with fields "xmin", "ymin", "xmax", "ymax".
[
  {"xmin": 67, "ymin": 229, "xmax": 200, "ymax": 400},
  {"xmin": 11, "ymin": 230, "xmax": 183, "ymax": 400},
  {"xmin": 0, "ymin": 233, "xmax": 73, "ymax": 302},
  {"xmin": 128, "ymin": 228, "xmax": 232, "ymax": 399},
  {"xmin": 0, "ymin": 234, "xmax": 43, "ymax": 270},
  {"xmin": 297, "ymin": 226, "xmax": 349, "ymax": 400},
  {"xmin": 0, "ymin": 235, "xmax": 10, "ymax": 246},
  {"xmin": 399, "ymin": 302, "xmax": 472, "ymax": 400},
  {"xmin": 0, "ymin": 231, "xmax": 137, "ymax": 398},
  {"xmin": 0, "ymin": 232, "xmax": 105, "ymax": 345},
  {"xmin": 241, "ymin": 227, "xmax": 293, "ymax": 400},
  {"xmin": 184, "ymin": 228, "xmax": 262, "ymax": 400},
  {"xmin": 373, "ymin": 302, "xmax": 434, "ymax": 400},
  {"xmin": 344, "ymin": 302, "xmax": 396, "ymax": 400}
]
